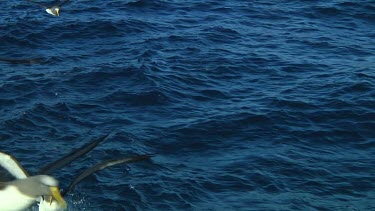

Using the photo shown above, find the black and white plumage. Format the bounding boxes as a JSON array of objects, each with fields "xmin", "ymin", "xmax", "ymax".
[
  {"xmin": 0, "ymin": 133, "xmax": 154, "ymax": 211},
  {"xmin": 0, "ymin": 153, "xmax": 67, "ymax": 211},
  {"xmin": 0, "ymin": 133, "xmax": 108, "ymax": 210},
  {"xmin": 40, "ymin": 154, "xmax": 154, "ymax": 211},
  {"xmin": 26, "ymin": 0, "xmax": 71, "ymax": 16}
]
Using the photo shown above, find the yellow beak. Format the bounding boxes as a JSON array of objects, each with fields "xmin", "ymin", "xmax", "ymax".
[{"xmin": 50, "ymin": 186, "xmax": 67, "ymax": 209}]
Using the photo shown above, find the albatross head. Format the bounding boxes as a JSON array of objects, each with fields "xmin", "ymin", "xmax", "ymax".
[
  {"xmin": 14, "ymin": 175, "xmax": 67, "ymax": 209},
  {"xmin": 54, "ymin": 7, "xmax": 60, "ymax": 16}
]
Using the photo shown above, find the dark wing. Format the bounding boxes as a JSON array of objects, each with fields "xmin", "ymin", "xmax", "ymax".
[
  {"xmin": 58, "ymin": 0, "xmax": 71, "ymax": 7},
  {"xmin": 37, "ymin": 133, "xmax": 111, "ymax": 175},
  {"xmin": 63, "ymin": 154, "xmax": 154, "ymax": 195},
  {"xmin": 26, "ymin": 0, "xmax": 48, "ymax": 8}
]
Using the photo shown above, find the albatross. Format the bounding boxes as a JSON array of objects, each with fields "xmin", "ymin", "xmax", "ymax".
[
  {"xmin": 0, "ymin": 152, "xmax": 67, "ymax": 211},
  {"xmin": 26, "ymin": 0, "xmax": 71, "ymax": 16},
  {"xmin": 39, "ymin": 154, "xmax": 153, "ymax": 211},
  {"xmin": 0, "ymin": 133, "xmax": 154, "ymax": 211}
]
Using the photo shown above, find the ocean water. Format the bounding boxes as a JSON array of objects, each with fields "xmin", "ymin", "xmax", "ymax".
[{"xmin": 0, "ymin": 0, "xmax": 374, "ymax": 210}]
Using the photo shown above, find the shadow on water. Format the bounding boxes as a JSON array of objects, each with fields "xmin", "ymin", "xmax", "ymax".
[{"xmin": 0, "ymin": 57, "xmax": 45, "ymax": 65}]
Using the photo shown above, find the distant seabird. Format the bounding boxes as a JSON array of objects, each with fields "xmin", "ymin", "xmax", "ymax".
[{"xmin": 26, "ymin": 0, "xmax": 71, "ymax": 16}]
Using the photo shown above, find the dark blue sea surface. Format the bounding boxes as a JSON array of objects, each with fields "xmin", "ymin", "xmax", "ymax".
[{"xmin": 1, "ymin": 0, "xmax": 374, "ymax": 210}]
